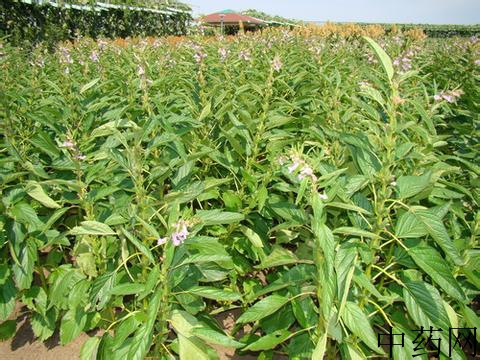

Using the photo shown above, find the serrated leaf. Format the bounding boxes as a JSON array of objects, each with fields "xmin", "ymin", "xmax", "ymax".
[
  {"xmin": 0, "ymin": 320, "xmax": 16, "ymax": 341},
  {"xmin": 121, "ymin": 228, "xmax": 155, "ymax": 264},
  {"xmin": 312, "ymin": 333, "xmax": 327, "ymax": 360},
  {"xmin": 110, "ymin": 283, "xmax": 146, "ymax": 296},
  {"xmin": 80, "ymin": 336, "xmax": 101, "ymax": 360},
  {"xmin": 31, "ymin": 308, "xmax": 57, "ymax": 341},
  {"xmin": 256, "ymin": 246, "xmax": 298, "ymax": 269},
  {"xmin": 191, "ymin": 327, "xmax": 244, "ymax": 349},
  {"xmin": 80, "ymin": 78, "xmax": 100, "ymax": 94},
  {"xmin": 237, "ymin": 294, "xmax": 289, "ymax": 324},
  {"xmin": 240, "ymin": 225, "xmax": 264, "ymax": 248},
  {"xmin": 12, "ymin": 240, "xmax": 37, "ymax": 290},
  {"xmin": 25, "ymin": 181, "xmax": 61, "ymax": 208},
  {"xmin": 342, "ymin": 301, "xmax": 384, "ymax": 354},
  {"xmin": 333, "ymin": 227, "xmax": 379, "ymax": 239},
  {"xmin": 196, "ymin": 210, "xmax": 244, "ymax": 225},
  {"xmin": 396, "ymin": 172, "xmax": 431, "ymax": 199},
  {"xmin": 404, "ymin": 281, "xmax": 450, "ymax": 330},
  {"xmin": 186, "ymin": 286, "xmax": 241, "ymax": 301},
  {"xmin": 396, "ymin": 209, "xmax": 463, "ymax": 265},
  {"xmin": 461, "ymin": 306, "xmax": 480, "ymax": 342},
  {"xmin": 60, "ymin": 308, "xmax": 87, "ymax": 345},
  {"xmin": 243, "ymin": 329, "xmax": 290, "ymax": 351},
  {"xmin": 70, "ymin": 221, "xmax": 116, "ymax": 236},
  {"xmin": 409, "ymin": 244, "xmax": 466, "ymax": 302}
]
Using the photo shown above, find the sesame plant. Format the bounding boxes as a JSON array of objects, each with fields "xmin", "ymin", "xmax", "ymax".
[{"xmin": 0, "ymin": 29, "xmax": 479, "ymax": 359}]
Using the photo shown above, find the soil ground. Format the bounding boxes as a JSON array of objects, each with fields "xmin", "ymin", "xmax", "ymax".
[{"xmin": 0, "ymin": 304, "xmax": 262, "ymax": 359}]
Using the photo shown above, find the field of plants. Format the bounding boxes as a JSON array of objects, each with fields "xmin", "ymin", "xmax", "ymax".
[{"xmin": 0, "ymin": 28, "xmax": 479, "ymax": 359}]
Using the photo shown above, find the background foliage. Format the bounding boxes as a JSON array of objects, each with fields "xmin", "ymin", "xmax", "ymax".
[
  {"xmin": 0, "ymin": 27, "xmax": 479, "ymax": 359},
  {"xmin": 0, "ymin": 0, "xmax": 191, "ymax": 46}
]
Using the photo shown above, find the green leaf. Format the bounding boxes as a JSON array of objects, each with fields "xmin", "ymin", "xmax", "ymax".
[
  {"xmin": 196, "ymin": 210, "xmax": 245, "ymax": 225},
  {"xmin": 404, "ymin": 281, "xmax": 451, "ymax": 330},
  {"xmin": 191, "ymin": 327, "xmax": 244, "ymax": 349},
  {"xmin": 169, "ymin": 310, "xmax": 212, "ymax": 360},
  {"xmin": 326, "ymin": 202, "xmax": 372, "ymax": 215},
  {"xmin": 461, "ymin": 306, "xmax": 480, "ymax": 342},
  {"xmin": 333, "ymin": 227, "xmax": 379, "ymax": 239},
  {"xmin": 237, "ymin": 294, "xmax": 289, "ymax": 324},
  {"xmin": 25, "ymin": 181, "xmax": 61, "ymax": 208},
  {"xmin": 110, "ymin": 283, "xmax": 146, "ymax": 296},
  {"xmin": 403, "ymin": 282, "xmax": 465, "ymax": 359},
  {"xmin": 80, "ymin": 336, "xmax": 101, "ymax": 360},
  {"xmin": 396, "ymin": 209, "xmax": 463, "ymax": 265},
  {"xmin": 121, "ymin": 228, "xmax": 155, "ymax": 264},
  {"xmin": 364, "ymin": 36, "xmax": 394, "ymax": 81},
  {"xmin": 186, "ymin": 286, "xmax": 241, "ymax": 301},
  {"xmin": 408, "ymin": 244, "xmax": 466, "ymax": 301},
  {"xmin": 392, "ymin": 323, "xmax": 427, "ymax": 360},
  {"xmin": 12, "ymin": 240, "xmax": 37, "ymax": 290},
  {"xmin": 342, "ymin": 301, "xmax": 384, "ymax": 354},
  {"xmin": 256, "ymin": 246, "xmax": 298, "ymax": 269},
  {"xmin": 90, "ymin": 272, "xmax": 116, "ymax": 311},
  {"xmin": 127, "ymin": 287, "xmax": 162, "ymax": 360},
  {"xmin": 0, "ymin": 320, "xmax": 16, "ymax": 341},
  {"xmin": 312, "ymin": 333, "xmax": 327, "ymax": 360},
  {"xmin": 30, "ymin": 131, "xmax": 60, "ymax": 159},
  {"xmin": 240, "ymin": 225, "xmax": 264, "ymax": 248},
  {"xmin": 396, "ymin": 172, "xmax": 431, "ymax": 199},
  {"xmin": 70, "ymin": 221, "xmax": 116, "ymax": 236},
  {"xmin": 340, "ymin": 343, "xmax": 365, "ymax": 360},
  {"xmin": 138, "ymin": 265, "xmax": 160, "ymax": 301},
  {"xmin": 60, "ymin": 308, "xmax": 87, "ymax": 345},
  {"xmin": 111, "ymin": 316, "xmax": 138, "ymax": 350},
  {"xmin": 243, "ymin": 329, "xmax": 290, "ymax": 351},
  {"xmin": 198, "ymin": 102, "xmax": 211, "ymax": 121},
  {"xmin": 80, "ymin": 78, "xmax": 100, "ymax": 94},
  {"xmin": 31, "ymin": 308, "xmax": 57, "ymax": 341}
]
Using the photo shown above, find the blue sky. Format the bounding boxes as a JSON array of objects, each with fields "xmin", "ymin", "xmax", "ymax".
[{"xmin": 188, "ymin": 0, "xmax": 480, "ymax": 24}]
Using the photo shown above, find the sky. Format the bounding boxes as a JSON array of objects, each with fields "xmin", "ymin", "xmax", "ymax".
[{"xmin": 187, "ymin": 0, "xmax": 480, "ymax": 24}]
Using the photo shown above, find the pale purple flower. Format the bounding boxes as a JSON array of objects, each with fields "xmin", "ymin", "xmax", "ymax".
[
  {"xmin": 475, "ymin": 59, "xmax": 480, "ymax": 66},
  {"xmin": 319, "ymin": 192, "xmax": 328, "ymax": 200},
  {"xmin": 239, "ymin": 50, "xmax": 251, "ymax": 61},
  {"xmin": 61, "ymin": 140, "xmax": 76, "ymax": 149},
  {"xmin": 271, "ymin": 56, "xmax": 282, "ymax": 72},
  {"xmin": 194, "ymin": 51, "xmax": 207, "ymax": 64},
  {"xmin": 218, "ymin": 47, "xmax": 228, "ymax": 62},
  {"xmin": 442, "ymin": 94, "xmax": 455, "ymax": 103},
  {"xmin": 90, "ymin": 51, "xmax": 99, "ymax": 62},
  {"xmin": 75, "ymin": 154, "xmax": 86, "ymax": 161},
  {"xmin": 358, "ymin": 81, "xmax": 370, "ymax": 88},
  {"xmin": 288, "ymin": 159, "xmax": 301, "ymax": 173},
  {"xmin": 434, "ymin": 94, "xmax": 442, "ymax": 101},
  {"xmin": 171, "ymin": 220, "xmax": 189, "ymax": 246},
  {"xmin": 137, "ymin": 65, "xmax": 145, "ymax": 77},
  {"xmin": 298, "ymin": 165, "xmax": 317, "ymax": 182}
]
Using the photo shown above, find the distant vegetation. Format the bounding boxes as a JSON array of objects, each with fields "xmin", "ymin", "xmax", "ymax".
[{"xmin": 242, "ymin": 9, "xmax": 303, "ymax": 25}]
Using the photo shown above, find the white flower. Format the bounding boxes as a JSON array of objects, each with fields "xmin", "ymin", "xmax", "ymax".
[
  {"xmin": 157, "ymin": 237, "xmax": 168, "ymax": 245},
  {"xmin": 319, "ymin": 192, "xmax": 328, "ymax": 200},
  {"xmin": 288, "ymin": 160, "xmax": 301, "ymax": 173}
]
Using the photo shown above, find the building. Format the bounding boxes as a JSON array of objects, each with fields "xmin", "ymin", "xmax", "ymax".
[{"xmin": 197, "ymin": 9, "xmax": 265, "ymax": 33}]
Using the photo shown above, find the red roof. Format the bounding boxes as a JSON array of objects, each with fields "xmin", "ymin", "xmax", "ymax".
[{"xmin": 199, "ymin": 12, "xmax": 265, "ymax": 25}]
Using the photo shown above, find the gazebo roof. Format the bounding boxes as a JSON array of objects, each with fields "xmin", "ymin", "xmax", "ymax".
[{"xmin": 198, "ymin": 10, "xmax": 265, "ymax": 25}]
